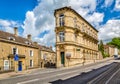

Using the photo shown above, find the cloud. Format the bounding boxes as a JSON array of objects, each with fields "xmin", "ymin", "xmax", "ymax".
[
  {"xmin": 114, "ymin": 0, "xmax": 120, "ymax": 11},
  {"xmin": 104, "ymin": 0, "xmax": 114, "ymax": 7},
  {"xmin": 23, "ymin": 0, "xmax": 104, "ymax": 48},
  {"xmin": 0, "ymin": 19, "xmax": 21, "ymax": 34},
  {"xmin": 85, "ymin": 12, "xmax": 104, "ymax": 27},
  {"xmin": 98, "ymin": 19, "xmax": 120, "ymax": 42}
]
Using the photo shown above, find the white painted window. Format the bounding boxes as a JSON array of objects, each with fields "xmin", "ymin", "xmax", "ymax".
[
  {"xmin": 30, "ymin": 50, "xmax": 33, "ymax": 56},
  {"xmin": 12, "ymin": 48, "xmax": 18, "ymax": 55},
  {"xmin": 4, "ymin": 60, "xmax": 9, "ymax": 70},
  {"xmin": 74, "ymin": 17, "xmax": 77, "ymax": 28},
  {"xmin": 59, "ymin": 32, "xmax": 64, "ymax": 42},
  {"xmin": 59, "ymin": 14, "xmax": 64, "ymax": 26},
  {"xmin": 30, "ymin": 60, "xmax": 33, "ymax": 67}
]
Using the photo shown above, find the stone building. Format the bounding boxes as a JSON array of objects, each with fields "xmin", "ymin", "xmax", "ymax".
[
  {"xmin": 0, "ymin": 27, "xmax": 39, "ymax": 71},
  {"xmin": 39, "ymin": 45, "xmax": 56, "ymax": 68},
  {"xmin": 104, "ymin": 45, "xmax": 117, "ymax": 57},
  {"xmin": 54, "ymin": 7, "xmax": 99, "ymax": 67}
]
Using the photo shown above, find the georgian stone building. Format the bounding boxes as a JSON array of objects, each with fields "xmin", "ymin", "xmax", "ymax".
[
  {"xmin": 104, "ymin": 45, "xmax": 117, "ymax": 57},
  {"xmin": 55, "ymin": 7, "xmax": 99, "ymax": 67},
  {"xmin": 0, "ymin": 28, "xmax": 39, "ymax": 71},
  {"xmin": 39, "ymin": 45, "xmax": 56, "ymax": 68}
]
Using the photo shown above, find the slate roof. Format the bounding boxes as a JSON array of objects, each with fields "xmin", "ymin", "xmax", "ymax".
[
  {"xmin": 54, "ymin": 6, "xmax": 98, "ymax": 32},
  {"xmin": 0, "ymin": 30, "xmax": 38, "ymax": 48},
  {"xmin": 39, "ymin": 45, "xmax": 55, "ymax": 53}
]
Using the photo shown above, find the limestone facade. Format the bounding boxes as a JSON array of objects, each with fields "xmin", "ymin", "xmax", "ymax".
[
  {"xmin": 0, "ymin": 28, "xmax": 39, "ymax": 71},
  {"xmin": 104, "ymin": 45, "xmax": 116, "ymax": 57},
  {"xmin": 39, "ymin": 46, "xmax": 56, "ymax": 68},
  {"xmin": 54, "ymin": 7, "xmax": 99, "ymax": 67}
]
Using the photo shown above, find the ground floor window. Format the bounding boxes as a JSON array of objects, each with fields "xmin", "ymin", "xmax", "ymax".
[
  {"xmin": 4, "ymin": 60, "xmax": 9, "ymax": 70},
  {"xmin": 30, "ymin": 60, "xmax": 33, "ymax": 67}
]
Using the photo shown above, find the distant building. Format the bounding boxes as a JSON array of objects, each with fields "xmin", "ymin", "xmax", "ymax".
[
  {"xmin": 39, "ymin": 45, "xmax": 56, "ymax": 68},
  {"xmin": 54, "ymin": 7, "xmax": 99, "ymax": 67},
  {"xmin": 104, "ymin": 45, "xmax": 117, "ymax": 57},
  {"xmin": 0, "ymin": 27, "xmax": 39, "ymax": 71}
]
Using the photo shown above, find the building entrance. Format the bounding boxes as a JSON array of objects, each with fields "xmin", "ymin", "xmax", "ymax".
[
  {"xmin": 61, "ymin": 52, "xmax": 65, "ymax": 65},
  {"xmin": 18, "ymin": 61, "xmax": 22, "ymax": 71}
]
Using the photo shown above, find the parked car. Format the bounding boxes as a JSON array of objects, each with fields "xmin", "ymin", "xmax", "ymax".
[{"xmin": 113, "ymin": 55, "xmax": 119, "ymax": 60}]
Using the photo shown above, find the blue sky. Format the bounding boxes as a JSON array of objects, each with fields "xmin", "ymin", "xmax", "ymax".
[
  {"xmin": 0, "ymin": 0, "xmax": 120, "ymax": 48},
  {"xmin": 0, "ymin": 0, "xmax": 37, "ymax": 21}
]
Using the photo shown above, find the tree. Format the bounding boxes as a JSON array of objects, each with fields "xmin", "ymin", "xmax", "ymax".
[
  {"xmin": 107, "ymin": 37, "xmax": 120, "ymax": 49},
  {"xmin": 99, "ymin": 40, "xmax": 104, "ymax": 52},
  {"xmin": 99, "ymin": 40, "xmax": 106, "ymax": 58}
]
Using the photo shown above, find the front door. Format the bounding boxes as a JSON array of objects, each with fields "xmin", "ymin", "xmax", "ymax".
[
  {"xmin": 18, "ymin": 61, "xmax": 22, "ymax": 71},
  {"xmin": 61, "ymin": 52, "xmax": 65, "ymax": 65}
]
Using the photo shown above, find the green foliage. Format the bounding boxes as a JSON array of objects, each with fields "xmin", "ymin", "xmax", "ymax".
[
  {"xmin": 103, "ymin": 52, "xmax": 109, "ymax": 58},
  {"xmin": 99, "ymin": 40, "xmax": 104, "ymax": 52},
  {"xmin": 99, "ymin": 40, "xmax": 105, "ymax": 57},
  {"xmin": 107, "ymin": 37, "xmax": 120, "ymax": 49}
]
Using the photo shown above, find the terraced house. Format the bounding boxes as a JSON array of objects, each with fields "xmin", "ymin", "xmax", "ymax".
[
  {"xmin": 39, "ymin": 45, "xmax": 56, "ymax": 68},
  {"xmin": 0, "ymin": 27, "xmax": 39, "ymax": 72},
  {"xmin": 55, "ymin": 7, "xmax": 99, "ymax": 67}
]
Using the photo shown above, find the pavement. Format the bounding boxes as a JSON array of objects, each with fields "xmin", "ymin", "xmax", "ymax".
[{"xmin": 0, "ymin": 57, "xmax": 114, "ymax": 80}]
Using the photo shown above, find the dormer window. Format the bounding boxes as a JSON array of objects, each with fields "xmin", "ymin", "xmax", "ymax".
[
  {"xmin": 8, "ymin": 37, "xmax": 15, "ymax": 41},
  {"xmin": 25, "ymin": 41, "xmax": 32, "ymax": 45}
]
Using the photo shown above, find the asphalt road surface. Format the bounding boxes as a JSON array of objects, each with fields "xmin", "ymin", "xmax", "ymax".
[{"xmin": 0, "ymin": 60, "xmax": 120, "ymax": 84}]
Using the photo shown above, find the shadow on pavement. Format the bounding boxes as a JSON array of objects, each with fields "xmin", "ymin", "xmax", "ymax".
[{"xmin": 49, "ymin": 62, "xmax": 117, "ymax": 84}]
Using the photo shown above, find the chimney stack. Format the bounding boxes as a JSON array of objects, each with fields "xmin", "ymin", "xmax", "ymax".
[
  {"xmin": 27, "ymin": 34, "xmax": 31, "ymax": 40},
  {"xmin": 34, "ymin": 42, "xmax": 38, "ymax": 45},
  {"xmin": 14, "ymin": 27, "xmax": 18, "ymax": 36},
  {"xmin": 50, "ymin": 46, "xmax": 52, "ymax": 50}
]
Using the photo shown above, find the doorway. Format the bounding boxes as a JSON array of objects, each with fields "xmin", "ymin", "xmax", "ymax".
[
  {"xmin": 18, "ymin": 61, "xmax": 22, "ymax": 71},
  {"xmin": 61, "ymin": 52, "xmax": 65, "ymax": 65}
]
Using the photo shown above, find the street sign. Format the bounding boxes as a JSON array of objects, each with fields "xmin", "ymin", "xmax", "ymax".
[{"xmin": 14, "ymin": 54, "xmax": 19, "ymax": 61}]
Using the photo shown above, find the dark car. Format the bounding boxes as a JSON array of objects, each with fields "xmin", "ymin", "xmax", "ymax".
[{"xmin": 113, "ymin": 55, "xmax": 119, "ymax": 60}]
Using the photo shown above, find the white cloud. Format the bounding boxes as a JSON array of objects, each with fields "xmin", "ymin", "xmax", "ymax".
[
  {"xmin": 104, "ymin": 0, "xmax": 114, "ymax": 7},
  {"xmin": 23, "ymin": 0, "xmax": 104, "ymax": 47},
  {"xmin": 0, "ymin": 19, "xmax": 20, "ymax": 34},
  {"xmin": 85, "ymin": 12, "xmax": 104, "ymax": 26},
  {"xmin": 99, "ymin": 20, "xmax": 120, "ymax": 41},
  {"xmin": 114, "ymin": 0, "xmax": 120, "ymax": 11}
]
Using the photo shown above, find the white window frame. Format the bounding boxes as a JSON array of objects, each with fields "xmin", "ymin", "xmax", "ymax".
[
  {"xmin": 30, "ymin": 50, "xmax": 33, "ymax": 56},
  {"xmin": 12, "ymin": 47, "xmax": 18, "ymax": 55},
  {"xmin": 4, "ymin": 60, "xmax": 9, "ymax": 70},
  {"xmin": 30, "ymin": 60, "xmax": 33, "ymax": 67},
  {"xmin": 74, "ymin": 17, "xmax": 77, "ymax": 28},
  {"xmin": 59, "ymin": 14, "xmax": 64, "ymax": 26},
  {"xmin": 59, "ymin": 32, "xmax": 65, "ymax": 42}
]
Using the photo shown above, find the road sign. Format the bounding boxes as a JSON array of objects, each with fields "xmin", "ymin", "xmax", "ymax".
[{"xmin": 14, "ymin": 54, "xmax": 19, "ymax": 61}]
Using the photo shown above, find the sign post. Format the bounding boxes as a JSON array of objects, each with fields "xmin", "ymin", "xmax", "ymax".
[{"xmin": 14, "ymin": 54, "xmax": 19, "ymax": 72}]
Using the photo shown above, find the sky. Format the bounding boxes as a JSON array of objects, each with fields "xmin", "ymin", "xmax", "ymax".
[{"xmin": 0, "ymin": 0, "xmax": 120, "ymax": 49}]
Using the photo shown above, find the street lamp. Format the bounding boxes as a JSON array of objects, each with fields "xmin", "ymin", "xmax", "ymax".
[{"xmin": 66, "ymin": 53, "xmax": 71, "ymax": 67}]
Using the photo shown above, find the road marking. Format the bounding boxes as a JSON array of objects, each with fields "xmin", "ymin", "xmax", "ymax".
[
  {"xmin": 17, "ymin": 79, "xmax": 39, "ymax": 84},
  {"xmin": 17, "ymin": 69, "xmax": 92, "ymax": 84},
  {"xmin": 87, "ymin": 63, "xmax": 114, "ymax": 84},
  {"xmin": 105, "ymin": 68, "xmax": 120, "ymax": 84}
]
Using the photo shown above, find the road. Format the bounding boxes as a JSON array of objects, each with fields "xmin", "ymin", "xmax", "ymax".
[{"xmin": 0, "ymin": 59, "xmax": 119, "ymax": 84}]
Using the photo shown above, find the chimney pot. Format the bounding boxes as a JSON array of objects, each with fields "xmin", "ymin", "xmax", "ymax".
[
  {"xmin": 27, "ymin": 34, "xmax": 31, "ymax": 40},
  {"xmin": 50, "ymin": 46, "xmax": 52, "ymax": 50},
  {"xmin": 14, "ymin": 27, "xmax": 18, "ymax": 36}
]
